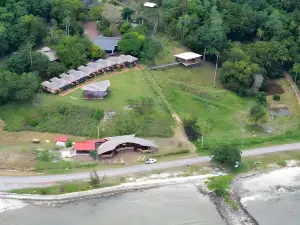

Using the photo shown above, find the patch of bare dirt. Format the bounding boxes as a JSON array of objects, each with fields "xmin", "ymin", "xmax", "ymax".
[
  {"xmin": 264, "ymin": 80, "xmax": 285, "ymax": 95},
  {"xmin": 83, "ymin": 22, "xmax": 100, "ymax": 41}
]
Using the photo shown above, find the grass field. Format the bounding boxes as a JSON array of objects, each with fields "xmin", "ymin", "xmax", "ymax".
[
  {"xmin": 0, "ymin": 69, "xmax": 174, "ymax": 138},
  {"xmin": 151, "ymin": 62, "xmax": 300, "ymax": 150}
]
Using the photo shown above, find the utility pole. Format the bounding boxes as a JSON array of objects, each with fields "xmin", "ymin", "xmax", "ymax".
[{"xmin": 214, "ymin": 52, "xmax": 219, "ymax": 88}]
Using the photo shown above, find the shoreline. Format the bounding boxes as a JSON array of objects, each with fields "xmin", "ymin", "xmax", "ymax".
[
  {"xmin": 2, "ymin": 164, "xmax": 300, "ymax": 225},
  {"xmin": 0, "ymin": 174, "xmax": 220, "ymax": 204}
]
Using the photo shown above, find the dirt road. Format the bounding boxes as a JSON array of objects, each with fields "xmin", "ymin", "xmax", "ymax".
[{"xmin": 1, "ymin": 143, "xmax": 300, "ymax": 191}]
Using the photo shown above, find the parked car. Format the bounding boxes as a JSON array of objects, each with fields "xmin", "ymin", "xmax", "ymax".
[{"xmin": 145, "ymin": 158, "xmax": 157, "ymax": 164}]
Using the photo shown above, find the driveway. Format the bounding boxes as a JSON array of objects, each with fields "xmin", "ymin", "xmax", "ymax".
[{"xmin": 1, "ymin": 143, "xmax": 300, "ymax": 191}]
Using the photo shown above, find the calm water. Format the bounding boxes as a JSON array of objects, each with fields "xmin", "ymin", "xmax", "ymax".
[
  {"xmin": 1, "ymin": 184, "xmax": 224, "ymax": 225},
  {"xmin": 243, "ymin": 191, "xmax": 300, "ymax": 225}
]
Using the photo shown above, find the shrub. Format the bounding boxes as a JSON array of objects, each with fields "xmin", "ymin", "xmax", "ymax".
[
  {"xmin": 37, "ymin": 150, "xmax": 55, "ymax": 161},
  {"xmin": 206, "ymin": 175, "xmax": 232, "ymax": 196},
  {"xmin": 89, "ymin": 150, "xmax": 98, "ymax": 160},
  {"xmin": 273, "ymin": 94, "xmax": 280, "ymax": 101},
  {"xmin": 255, "ymin": 92, "xmax": 267, "ymax": 105},
  {"xmin": 103, "ymin": 28, "xmax": 113, "ymax": 37},
  {"xmin": 211, "ymin": 146, "xmax": 242, "ymax": 168},
  {"xmin": 183, "ymin": 117, "xmax": 201, "ymax": 141},
  {"xmin": 66, "ymin": 139, "xmax": 73, "ymax": 148},
  {"xmin": 93, "ymin": 109, "xmax": 104, "ymax": 120}
]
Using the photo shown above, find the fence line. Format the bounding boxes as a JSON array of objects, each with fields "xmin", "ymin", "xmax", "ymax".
[{"xmin": 284, "ymin": 72, "xmax": 300, "ymax": 106}]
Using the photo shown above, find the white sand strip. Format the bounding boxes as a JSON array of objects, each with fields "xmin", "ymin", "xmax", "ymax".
[{"xmin": 0, "ymin": 199, "xmax": 27, "ymax": 214}]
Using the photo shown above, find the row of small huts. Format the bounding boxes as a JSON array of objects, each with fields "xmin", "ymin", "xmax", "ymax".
[{"xmin": 41, "ymin": 55, "xmax": 138, "ymax": 94}]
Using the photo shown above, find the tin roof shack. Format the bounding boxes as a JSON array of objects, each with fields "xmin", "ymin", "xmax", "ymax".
[
  {"xmin": 174, "ymin": 52, "xmax": 202, "ymax": 67},
  {"xmin": 82, "ymin": 80, "xmax": 111, "ymax": 100}
]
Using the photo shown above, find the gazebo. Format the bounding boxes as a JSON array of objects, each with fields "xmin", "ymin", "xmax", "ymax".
[{"xmin": 174, "ymin": 52, "xmax": 202, "ymax": 66}]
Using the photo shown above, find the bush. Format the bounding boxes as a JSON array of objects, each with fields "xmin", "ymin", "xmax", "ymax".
[
  {"xmin": 183, "ymin": 117, "xmax": 201, "ymax": 141},
  {"xmin": 273, "ymin": 94, "xmax": 280, "ymax": 101},
  {"xmin": 93, "ymin": 109, "xmax": 104, "ymax": 120},
  {"xmin": 255, "ymin": 92, "xmax": 267, "ymax": 105},
  {"xmin": 66, "ymin": 139, "xmax": 73, "ymax": 148},
  {"xmin": 37, "ymin": 150, "xmax": 55, "ymax": 161},
  {"xmin": 211, "ymin": 146, "xmax": 242, "ymax": 168},
  {"xmin": 206, "ymin": 175, "xmax": 232, "ymax": 196},
  {"xmin": 103, "ymin": 28, "xmax": 113, "ymax": 37},
  {"xmin": 89, "ymin": 150, "xmax": 98, "ymax": 160}
]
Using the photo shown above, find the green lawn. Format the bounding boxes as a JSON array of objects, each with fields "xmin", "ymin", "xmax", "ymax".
[{"xmin": 40, "ymin": 70, "xmax": 158, "ymax": 111}]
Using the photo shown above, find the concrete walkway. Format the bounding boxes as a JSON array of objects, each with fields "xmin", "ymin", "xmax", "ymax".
[{"xmin": 1, "ymin": 143, "xmax": 300, "ymax": 191}]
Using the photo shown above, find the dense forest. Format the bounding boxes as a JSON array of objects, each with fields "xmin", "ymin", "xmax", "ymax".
[
  {"xmin": 160, "ymin": 0, "xmax": 300, "ymax": 94},
  {"xmin": 2, "ymin": 0, "xmax": 300, "ymax": 104}
]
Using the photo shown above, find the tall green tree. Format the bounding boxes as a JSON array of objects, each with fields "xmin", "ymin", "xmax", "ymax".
[
  {"xmin": 0, "ymin": 69, "xmax": 40, "ymax": 104},
  {"xmin": 56, "ymin": 36, "xmax": 92, "ymax": 68},
  {"xmin": 248, "ymin": 104, "xmax": 266, "ymax": 123},
  {"xmin": 220, "ymin": 60, "xmax": 261, "ymax": 93}
]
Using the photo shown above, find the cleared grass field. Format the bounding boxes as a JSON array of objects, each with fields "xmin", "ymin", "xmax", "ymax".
[
  {"xmin": 151, "ymin": 62, "xmax": 300, "ymax": 149},
  {"xmin": 40, "ymin": 69, "xmax": 158, "ymax": 110}
]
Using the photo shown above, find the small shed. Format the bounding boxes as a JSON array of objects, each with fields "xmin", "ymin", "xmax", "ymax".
[
  {"xmin": 82, "ymin": 80, "xmax": 111, "ymax": 99},
  {"xmin": 93, "ymin": 36, "xmax": 121, "ymax": 54},
  {"xmin": 37, "ymin": 47, "xmax": 59, "ymax": 62},
  {"xmin": 143, "ymin": 2, "xmax": 158, "ymax": 7},
  {"xmin": 56, "ymin": 136, "xmax": 68, "ymax": 147},
  {"xmin": 174, "ymin": 52, "xmax": 202, "ymax": 66}
]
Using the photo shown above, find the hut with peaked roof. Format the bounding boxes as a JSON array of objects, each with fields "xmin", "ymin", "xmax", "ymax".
[
  {"xmin": 82, "ymin": 80, "xmax": 111, "ymax": 100},
  {"xmin": 86, "ymin": 62, "xmax": 106, "ymax": 74},
  {"xmin": 96, "ymin": 59, "xmax": 116, "ymax": 71},
  {"xmin": 78, "ymin": 65, "xmax": 96, "ymax": 77},
  {"xmin": 107, "ymin": 56, "xmax": 126, "ymax": 68},
  {"xmin": 59, "ymin": 73, "xmax": 79, "ymax": 85},
  {"xmin": 67, "ymin": 70, "xmax": 89, "ymax": 83}
]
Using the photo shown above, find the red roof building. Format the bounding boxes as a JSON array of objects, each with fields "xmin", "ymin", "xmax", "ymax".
[
  {"xmin": 56, "ymin": 136, "xmax": 68, "ymax": 142},
  {"xmin": 74, "ymin": 139, "xmax": 106, "ymax": 152}
]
